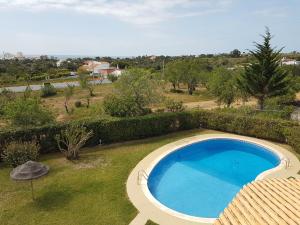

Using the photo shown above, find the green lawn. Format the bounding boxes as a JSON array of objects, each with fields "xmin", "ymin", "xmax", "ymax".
[{"xmin": 0, "ymin": 129, "xmax": 214, "ymax": 225}]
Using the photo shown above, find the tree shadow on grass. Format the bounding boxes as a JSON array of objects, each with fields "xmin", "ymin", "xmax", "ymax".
[
  {"xmin": 31, "ymin": 189, "xmax": 73, "ymax": 211},
  {"xmin": 28, "ymin": 180, "xmax": 104, "ymax": 211}
]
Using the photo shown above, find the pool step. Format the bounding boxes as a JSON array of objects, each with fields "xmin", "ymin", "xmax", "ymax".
[{"xmin": 137, "ymin": 169, "xmax": 149, "ymax": 185}]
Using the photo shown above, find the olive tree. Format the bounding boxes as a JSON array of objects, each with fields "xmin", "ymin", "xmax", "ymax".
[
  {"xmin": 165, "ymin": 59, "xmax": 212, "ymax": 95},
  {"xmin": 209, "ymin": 68, "xmax": 239, "ymax": 107},
  {"xmin": 103, "ymin": 68, "xmax": 162, "ymax": 117},
  {"xmin": 4, "ymin": 98, "xmax": 54, "ymax": 127},
  {"xmin": 79, "ymin": 74, "xmax": 94, "ymax": 97},
  {"xmin": 63, "ymin": 85, "xmax": 74, "ymax": 114},
  {"xmin": 56, "ymin": 124, "xmax": 93, "ymax": 160}
]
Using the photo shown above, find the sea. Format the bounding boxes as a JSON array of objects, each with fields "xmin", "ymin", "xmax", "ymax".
[{"xmin": 25, "ymin": 55, "xmax": 133, "ymax": 60}]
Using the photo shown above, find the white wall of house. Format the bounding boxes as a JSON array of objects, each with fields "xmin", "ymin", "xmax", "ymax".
[
  {"xmin": 93, "ymin": 62, "xmax": 110, "ymax": 74},
  {"xmin": 282, "ymin": 60, "xmax": 298, "ymax": 65},
  {"xmin": 111, "ymin": 69, "xmax": 123, "ymax": 76}
]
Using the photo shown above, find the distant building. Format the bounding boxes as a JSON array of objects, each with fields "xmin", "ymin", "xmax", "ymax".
[
  {"xmin": 2, "ymin": 52, "xmax": 15, "ymax": 60},
  {"xmin": 2, "ymin": 52, "xmax": 26, "ymax": 60},
  {"xmin": 149, "ymin": 55, "xmax": 157, "ymax": 61},
  {"xmin": 111, "ymin": 68, "xmax": 123, "ymax": 77},
  {"xmin": 15, "ymin": 52, "xmax": 25, "ymax": 60},
  {"xmin": 56, "ymin": 59, "xmax": 65, "ymax": 67},
  {"xmin": 83, "ymin": 61, "xmax": 123, "ymax": 78},
  {"xmin": 281, "ymin": 57, "xmax": 300, "ymax": 66}
]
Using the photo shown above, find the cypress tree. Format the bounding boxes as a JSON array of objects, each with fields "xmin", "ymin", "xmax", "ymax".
[{"xmin": 238, "ymin": 28, "xmax": 291, "ymax": 110}]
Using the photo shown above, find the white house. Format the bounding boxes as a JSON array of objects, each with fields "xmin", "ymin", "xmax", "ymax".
[
  {"xmin": 82, "ymin": 61, "xmax": 123, "ymax": 78},
  {"xmin": 281, "ymin": 57, "xmax": 300, "ymax": 66}
]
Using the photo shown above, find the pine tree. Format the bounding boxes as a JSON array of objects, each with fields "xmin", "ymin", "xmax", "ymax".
[{"xmin": 238, "ymin": 28, "xmax": 291, "ymax": 110}]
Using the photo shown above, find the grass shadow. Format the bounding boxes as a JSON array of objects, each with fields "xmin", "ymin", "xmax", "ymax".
[{"xmin": 32, "ymin": 189, "xmax": 73, "ymax": 211}]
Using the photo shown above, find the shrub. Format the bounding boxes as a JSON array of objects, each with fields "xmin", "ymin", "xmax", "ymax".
[
  {"xmin": 74, "ymin": 101, "xmax": 82, "ymax": 108},
  {"xmin": 0, "ymin": 88, "xmax": 16, "ymax": 115},
  {"xmin": 200, "ymin": 110, "xmax": 292, "ymax": 142},
  {"xmin": 155, "ymin": 108, "xmax": 165, "ymax": 113},
  {"xmin": 107, "ymin": 74, "xmax": 118, "ymax": 83},
  {"xmin": 56, "ymin": 124, "xmax": 93, "ymax": 160},
  {"xmin": 103, "ymin": 94, "xmax": 151, "ymax": 117},
  {"xmin": 165, "ymin": 99, "xmax": 185, "ymax": 112},
  {"xmin": 40, "ymin": 83, "xmax": 57, "ymax": 97},
  {"xmin": 79, "ymin": 74, "xmax": 95, "ymax": 97},
  {"xmin": 1, "ymin": 141, "xmax": 39, "ymax": 167},
  {"xmin": 170, "ymin": 89, "xmax": 184, "ymax": 94},
  {"xmin": 4, "ymin": 98, "xmax": 54, "ymax": 127},
  {"xmin": 63, "ymin": 85, "xmax": 75, "ymax": 114},
  {"xmin": 23, "ymin": 86, "xmax": 32, "ymax": 99},
  {"xmin": 284, "ymin": 126, "xmax": 300, "ymax": 154},
  {"xmin": 104, "ymin": 68, "xmax": 162, "ymax": 117},
  {"xmin": 208, "ymin": 68, "xmax": 238, "ymax": 107},
  {"xmin": 0, "ymin": 88, "xmax": 16, "ymax": 100},
  {"xmin": 0, "ymin": 97, "xmax": 6, "ymax": 115},
  {"xmin": 213, "ymin": 106, "xmax": 294, "ymax": 120}
]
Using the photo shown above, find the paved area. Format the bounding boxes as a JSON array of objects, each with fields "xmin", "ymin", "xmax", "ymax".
[
  {"xmin": 0, "ymin": 79, "xmax": 110, "ymax": 92},
  {"xmin": 129, "ymin": 213, "xmax": 148, "ymax": 225}
]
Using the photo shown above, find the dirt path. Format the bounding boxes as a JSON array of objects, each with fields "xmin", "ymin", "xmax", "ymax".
[{"xmin": 183, "ymin": 99, "xmax": 257, "ymax": 110}]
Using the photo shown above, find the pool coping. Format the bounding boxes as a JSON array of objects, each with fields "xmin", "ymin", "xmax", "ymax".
[{"xmin": 127, "ymin": 133, "xmax": 300, "ymax": 225}]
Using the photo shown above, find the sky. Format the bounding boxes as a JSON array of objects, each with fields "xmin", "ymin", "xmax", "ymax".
[{"xmin": 0, "ymin": 0, "xmax": 299, "ymax": 56}]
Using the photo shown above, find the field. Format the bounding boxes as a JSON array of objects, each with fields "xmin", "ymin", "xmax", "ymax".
[
  {"xmin": 2, "ymin": 80, "xmax": 299, "ymax": 129},
  {"xmin": 0, "ymin": 83, "xmax": 216, "ymax": 127}
]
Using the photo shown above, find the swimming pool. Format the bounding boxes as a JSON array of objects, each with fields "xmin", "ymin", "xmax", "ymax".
[{"xmin": 147, "ymin": 138, "xmax": 281, "ymax": 219}]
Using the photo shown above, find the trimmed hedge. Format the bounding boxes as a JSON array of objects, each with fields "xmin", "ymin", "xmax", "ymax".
[
  {"xmin": 0, "ymin": 110, "xmax": 299, "ymax": 156},
  {"xmin": 284, "ymin": 126, "xmax": 300, "ymax": 154}
]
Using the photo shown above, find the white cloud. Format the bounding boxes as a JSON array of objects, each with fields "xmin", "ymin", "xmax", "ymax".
[
  {"xmin": 0, "ymin": 0, "xmax": 233, "ymax": 24},
  {"xmin": 253, "ymin": 7, "xmax": 288, "ymax": 18}
]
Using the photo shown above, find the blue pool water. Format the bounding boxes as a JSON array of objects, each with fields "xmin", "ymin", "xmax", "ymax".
[{"xmin": 147, "ymin": 139, "xmax": 280, "ymax": 218}]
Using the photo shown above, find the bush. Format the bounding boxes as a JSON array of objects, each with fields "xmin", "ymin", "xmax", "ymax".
[
  {"xmin": 74, "ymin": 101, "xmax": 82, "ymax": 108},
  {"xmin": 165, "ymin": 99, "xmax": 185, "ymax": 112},
  {"xmin": 107, "ymin": 74, "xmax": 118, "ymax": 83},
  {"xmin": 23, "ymin": 86, "xmax": 32, "ymax": 99},
  {"xmin": 208, "ymin": 68, "xmax": 238, "ymax": 107},
  {"xmin": 0, "ymin": 88, "xmax": 16, "ymax": 115},
  {"xmin": 1, "ymin": 141, "xmax": 39, "ymax": 167},
  {"xmin": 0, "ymin": 88, "xmax": 16, "ymax": 100},
  {"xmin": 40, "ymin": 83, "xmax": 57, "ymax": 97},
  {"xmin": 199, "ymin": 110, "xmax": 293, "ymax": 142},
  {"xmin": 0, "ymin": 110, "xmax": 299, "ymax": 157},
  {"xmin": 284, "ymin": 126, "xmax": 300, "ymax": 153},
  {"xmin": 103, "ymin": 94, "xmax": 151, "ymax": 117},
  {"xmin": 56, "ymin": 124, "xmax": 93, "ymax": 160},
  {"xmin": 105, "ymin": 68, "xmax": 162, "ymax": 117},
  {"xmin": 214, "ymin": 106, "xmax": 294, "ymax": 120},
  {"xmin": 170, "ymin": 89, "xmax": 184, "ymax": 94},
  {"xmin": 4, "ymin": 98, "xmax": 54, "ymax": 127}
]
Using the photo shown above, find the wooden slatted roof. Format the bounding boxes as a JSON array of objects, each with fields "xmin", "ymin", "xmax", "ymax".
[{"xmin": 214, "ymin": 178, "xmax": 300, "ymax": 225}]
